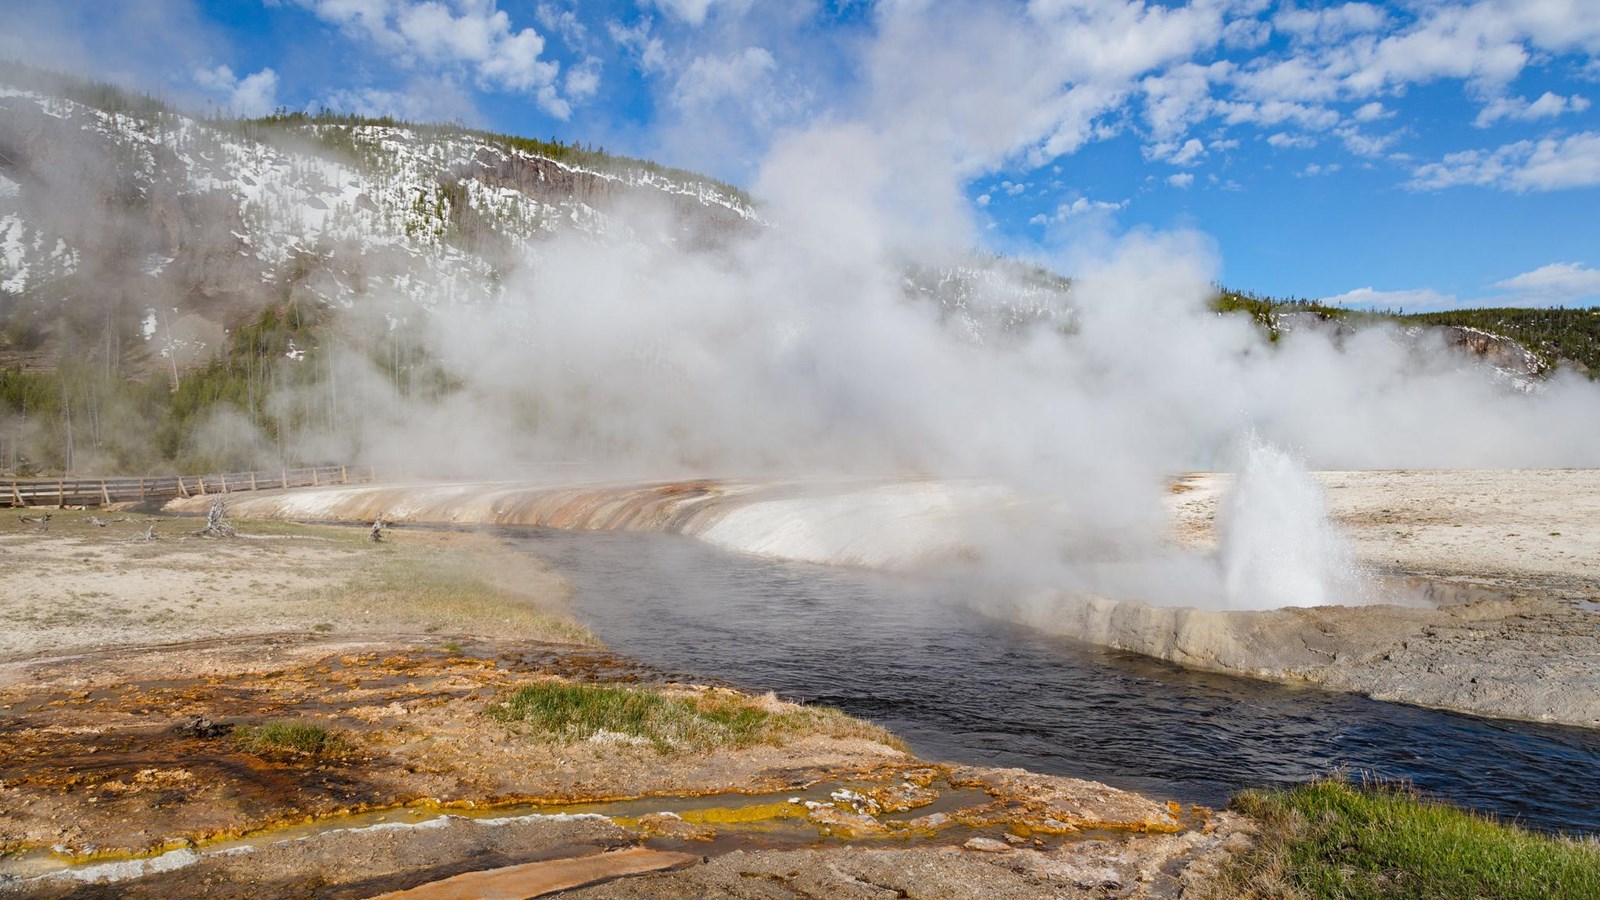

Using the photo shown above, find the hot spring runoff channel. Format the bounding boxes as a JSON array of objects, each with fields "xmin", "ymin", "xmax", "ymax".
[{"xmin": 517, "ymin": 528, "xmax": 1600, "ymax": 835}]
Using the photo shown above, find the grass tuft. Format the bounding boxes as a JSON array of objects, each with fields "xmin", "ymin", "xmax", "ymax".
[
  {"xmin": 1213, "ymin": 776, "xmax": 1600, "ymax": 899},
  {"xmin": 233, "ymin": 721, "xmax": 356, "ymax": 758},
  {"xmin": 487, "ymin": 680, "xmax": 905, "ymax": 754}
]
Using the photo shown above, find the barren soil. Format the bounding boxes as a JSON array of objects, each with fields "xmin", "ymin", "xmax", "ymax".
[
  {"xmin": 0, "ymin": 509, "xmax": 1240, "ymax": 897},
  {"xmin": 0, "ymin": 510, "xmax": 580, "ymax": 660}
]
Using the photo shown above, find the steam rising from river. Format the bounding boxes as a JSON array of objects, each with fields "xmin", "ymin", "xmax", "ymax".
[
  {"xmin": 13, "ymin": 3, "xmax": 1600, "ymax": 612},
  {"xmin": 231, "ymin": 7, "xmax": 1600, "ymax": 609}
]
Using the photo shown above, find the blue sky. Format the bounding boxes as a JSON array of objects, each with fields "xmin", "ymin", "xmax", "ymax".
[{"xmin": 2, "ymin": 0, "xmax": 1598, "ymax": 310}]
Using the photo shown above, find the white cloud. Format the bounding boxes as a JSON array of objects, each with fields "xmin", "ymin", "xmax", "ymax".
[
  {"xmin": 1234, "ymin": 1, "xmax": 1600, "ymax": 122},
  {"xmin": 1493, "ymin": 262, "xmax": 1600, "ymax": 304},
  {"xmin": 1030, "ymin": 0, "xmax": 1231, "ymax": 84},
  {"xmin": 1221, "ymin": 14, "xmax": 1272, "ymax": 50},
  {"xmin": 1352, "ymin": 101, "xmax": 1389, "ymax": 121},
  {"xmin": 663, "ymin": 44, "xmax": 814, "ymax": 175},
  {"xmin": 1321, "ymin": 286, "xmax": 1459, "ymax": 311},
  {"xmin": 1171, "ymin": 137, "xmax": 1206, "ymax": 165},
  {"xmin": 1298, "ymin": 162, "xmax": 1341, "ymax": 177},
  {"xmin": 1232, "ymin": 55, "xmax": 1344, "ymax": 104},
  {"xmin": 1342, "ymin": 8, "xmax": 1529, "ymax": 97},
  {"xmin": 1275, "ymin": 3, "xmax": 1389, "ymax": 44},
  {"xmin": 588, "ymin": 0, "xmax": 1600, "ymax": 195},
  {"xmin": 535, "ymin": 3, "xmax": 587, "ymax": 46},
  {"xmin": 1167, "ymin": 172, "xmax": 1195, "ymax": 188},
  {"xmin": 1030, "ymin": 195, "xmax": 1126, "ymax": 224},
  {"xmin": 565, "ymin": 55, "xmax": 601, "ymax": 102},
  {"xmin": 299, "ymin": 0, "xmax": 392, "ymax": 42},
  {"xmin": 193, "ymin": 65, "xmax": 279, "ymax": 117},
  {"xmin": 609, "ymin": 18, "xmax": 667, "ymax": 74},
  {"xmin": 1146, "ymin": 137, "xmax": 1207, "ymax": 166},
  {"xmin": 1218, "ymin": 98, "xmax": 1339, "ymax": 131},
  {"xmin": 1474, "ymin": 91, "xmax": 1591, "ymax": 128},
  {"xmin": 1336, "ymin": 125, "xmax": 1397, "ymax": 158},
  {"xmin": 646, "ymin": 0, "xmax": 725, "ymax": 27},
  {"xmin": 192, "ymin": 63, "xmax": 233, "ymax": 92},
  {"xmin": 291, "ymin": 0, "xmax": 570, "ymax": 116},
  {"xmin": 1410, "ymin": 131, "xmax": 1600, "ymax": 191},
  {"xmin": 671, "ymin": 46, "xmax": 777, "ymax": 114},
  {"xmin": 1267, "ymin": 131, "xmax": 1316, "ymax": 149},
  {"xmin": 1140, "ymin": 61, "xmax": 1230, "ymax": 140},
  {"xmin": 867, "ymin": 0, "xmax": 1238, "ymax": 167}
]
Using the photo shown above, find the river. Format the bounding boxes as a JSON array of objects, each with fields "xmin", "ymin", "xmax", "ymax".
[{"xmin": 519, "ymin": 527, "xmax": 1600, "ymax": 835}]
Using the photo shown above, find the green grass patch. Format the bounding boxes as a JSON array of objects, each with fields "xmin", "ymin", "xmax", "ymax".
[
  {"xmin": 1217, "ymin": 777, "xmax": 1600, "ymax": 899},
  {"xmin": 487, "ymin": 680, "xmax": 905, "ymax": 754},
  {"xmin": 233, "ymin": 721, "xmax": 356, "ymax": 758}
]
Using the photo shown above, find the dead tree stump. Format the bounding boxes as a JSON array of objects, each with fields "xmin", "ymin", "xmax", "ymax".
[{"xmin": 198, "ymin": 500, "xmax": 236, "ymax": 538}]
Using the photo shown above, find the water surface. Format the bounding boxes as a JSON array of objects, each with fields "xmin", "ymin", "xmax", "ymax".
[{"xmin": 520, "ymin": 528, "xmax": 1600, "ymax": 835}]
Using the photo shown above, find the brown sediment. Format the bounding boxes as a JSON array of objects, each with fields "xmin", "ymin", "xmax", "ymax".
[
  {"xmin": 370, "ymin": 847, "xmax": 704, "ymax": 900},
  {"xmin": 0, "ymin": 637, "xmax": 920, "ymax": 860},
  {"xmin": 2, "ymin": 499, "xmax": 1246, "ymax": 897},
  {"xmin": 0, "ymin": 634, "xmax": 1215, "ymax": 898}
]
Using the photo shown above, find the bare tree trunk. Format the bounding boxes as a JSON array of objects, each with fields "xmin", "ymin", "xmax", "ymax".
[
  {"xmin": 61, "ymin": 382, "xmax": 73, "ymax": 474},
  {"xmin": 162, "ymin": 306, "xmax": 180, "ymax": 392},
  {"xmin": 199, "ymin": 499, "xmax": 236, "ymax": 538}
]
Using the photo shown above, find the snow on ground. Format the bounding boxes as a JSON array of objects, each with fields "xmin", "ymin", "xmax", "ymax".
[{"xmin": 0, "ymin": 80, "xmax": 753, "ymax": 320}]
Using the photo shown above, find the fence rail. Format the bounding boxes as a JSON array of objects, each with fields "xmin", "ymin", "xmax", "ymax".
[{"xmin": 2, "ymin": 465, "xmax": 375, "ymax": 508}]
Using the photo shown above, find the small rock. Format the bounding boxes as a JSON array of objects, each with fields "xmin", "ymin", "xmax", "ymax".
[
  {"xmin": 176, "ymin": 716, "xmax": 229, "ymax": 739},
  {"xmin": 1072, "ymin": 867, "xmax": 1123, "ymax": 890},
  {"xmin": 963, "ymin": 837, "xmax": 1013, "ymax": 853},
  {"xmin": 636, "ymin": 812, "xmax": 716, "ymax": 842},
  {"xmin": 807, "ymin": 806, "xmax": 888, "ymax": 838}
]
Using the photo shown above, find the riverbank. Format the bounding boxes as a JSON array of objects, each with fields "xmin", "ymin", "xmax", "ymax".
[
  {"xmin": 1150, "ymin": 469, "xmax": 1600, "ymax": 726},
  {"xmin": 0, "ymin": 511, "xmax": 1242, "ymax": 897},
  {"xmin": 1002, "ymin": 468, "xmax": 1600, "ymax": 728},
  {"xmin": 164, "ymin": 469, "xmax": 1600, "ymax": 729}
]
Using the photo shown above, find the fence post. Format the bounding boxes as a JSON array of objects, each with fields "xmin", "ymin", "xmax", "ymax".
[
  {"xmin": 250, "ymin": 471, "xmax": 258, "ymax": 491},
  {"xmin": 102, "ymin": 481, "xmax": 111, "ymax": 506},
  {"xmin": 220, "ymin": 473, "xmax": 228, "ymax": 493},
  {"xmin": 341, "ymin": 465, "xmax": 348, "ymax": 484},
  {"xmin": 281, "ymin": 468, "xmax": 287, "ymax": 489},
  {"xmin": 139, "ymin": 477, "xmax": 146, "ymax": 501},
  {"xmin": 312, "ymin": 468, "xmax": 319, "ymax": 486},
  {"xmin": 58, "ymin": 478, "xmax": 64, "ymax": 507}
]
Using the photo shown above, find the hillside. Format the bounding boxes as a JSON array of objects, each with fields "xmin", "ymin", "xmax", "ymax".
[
  {"xmin": 0, "ymin": 62, "xmax": 770, "ymax": 474},
  {"xmin": 1, "ymin": 62, "xmax": 1592, "ymax": 477},
  {"xmin": 1213, "ymin": 289, "xmax": 1600, "ymax": 382},
  {"xmin": 1404, "ymin": 307, "xmax": 1600, "ymax": 376}
]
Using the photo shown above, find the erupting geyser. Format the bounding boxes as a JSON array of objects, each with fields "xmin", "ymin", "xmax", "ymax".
[{"xmin": 1217, "ymin": 435, "xmax": 1371, "ymax": 610}]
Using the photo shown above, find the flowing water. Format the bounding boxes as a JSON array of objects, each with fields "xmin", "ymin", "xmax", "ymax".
[{"xmin": 518, "ymin": 528, "xmax": 1600, "ymax": 835}]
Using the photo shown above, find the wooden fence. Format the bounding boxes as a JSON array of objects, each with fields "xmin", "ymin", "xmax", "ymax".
[{"xmin": 2, "ymin": 464, "xmax": 375, "ymax": 508}]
